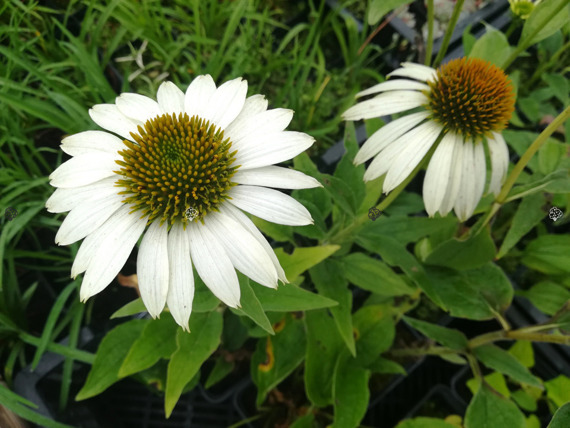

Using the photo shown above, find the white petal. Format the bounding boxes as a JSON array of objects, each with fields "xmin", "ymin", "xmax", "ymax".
[
  {"xmin": 356, "ymin": 79, "xmax": 430, "ymax": 98},
  {"xmin": 166, "ymin": 222, "xmax": 194, "ymax": 330},
  {"xmin": 228, "ymin": 185, "xmax": 313, "ymax": 226},
  {"xmin": 89, "ymin": 104, "xmax": 142, "ymax": 140},
  {"xmin": 234, "ymin": 131, "xmax": 315, "ymax": 170},
  {"xmin": 187, "ymin": 221, "xmax": 240, "ymax": 308},
  {"xmin": 454, "ymin": 141, "xmax": 478, "ymax": 221},
  {"xmin": 184, "ymin": 75, "xmax": 216, "ymax": 119},
  {"xmin": 487, "ymin": 132, "xmax": 509, "ymax": 196},
  {"xmin": 383, "ymin": 121, "xmax": 442, "ymax": 193},
  {"xmin": 232, "ymin": 166, "xmax": 321, "ymax": 189},
  {"xmin": 157, "ymin": 81, "xmax": 185, "ymax": 116},
  {"xmin": 49, "ymin": 154, "xmax": 119, "ymax": 188},
  {"xmin": 342, "ymin": 91, "xmax": 428, "ymax": 121},
  {"xmin": 354, "ymin": 111, "xmax": 429, "ymax": 165},
  {"xmin": 137, "ymin": 220, "xmax": 170, "ymax": 318},
  {"xmin": 203, "ymin": 77, "xmax": 248, "ymax": 129},
  {"xmin": 423, "ymin": 132, "xmax": 456, "ymax": 216},
  {"xmin": 55, "ymin": 191, "xmax": 124, "ymax": 245},
  {"xmin": 205, "ymin": 212, "xmax": 278, "ymax": 288},
  {"xmin": 225, "ymin": 108, "xmax": 294, "ymax": 145},
  {"xmin": 219, "ymin": 203, "xmax": 287, "ymax": 283},
  {"xmin": 229, "ymin": 94, "xmax": 268, "ymax": 126},
  {"xmin": 61, "ymin": 131, "xmax": 125, "ymax": 157},
  {"xmin": 116, "ymin": 93, "xmax": 162, "ymax": 124},
  {"xmin": 79, "ymin": 206, "xmax": 148, "ymax": 301},
  {"xmin": 439, "ymin": 135, "xmax": 464, "ymax": 216},
  {"xmin": 46, "ymin": 176, "xmax": 119, "ymax": 213},
  {"xmin": 388, "ymin": 62, "xmax": 438, "ymax": 82},
  {"xmin": 472, "ymin": 140, "xmax": 487, "ymax": 207}
]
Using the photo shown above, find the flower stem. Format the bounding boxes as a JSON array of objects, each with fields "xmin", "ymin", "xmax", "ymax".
[
  {"xmin": 425, "ymin": 0, "xmax": 435, "ymax": 66},
  {"xmin": 468, "ymin": 328, "xmax": 570, "ymax": 349},
  {"xmin": 432, "ymin": 0, "xmax": 465, "ymax": 68},
  {"xmin": 469, "ymin": 105, "xmax": 570, "ymax": 236}
]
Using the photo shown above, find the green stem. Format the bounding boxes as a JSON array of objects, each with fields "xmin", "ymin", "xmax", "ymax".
[
  {"xmin": 389, "ymin": 345, "xmax": 457, "ymax": 358},
  {"xmin": 501, "ymin": 0, "xmax": 570, "ymax": 70},
  {"xmin": 19, "ymin": 332, "xmax": 95, "ymax": 365},
  {"xmin": 468, "ymin": 329, "xmax": 570, "ymax": 349},
  {"xmin": 469, "ymin": 105, "xmax": 570, "ymax": 236},
  {"xmin": 528, "ymin": 40, "xmax": 570, "ymax": 86},
  {"xmin": 425, "ymin": 0, "xmax": 435, "ymax": 66},
  {"xmin": 432, "ymin": 0, "xmax": 465, "ymax": 68}
]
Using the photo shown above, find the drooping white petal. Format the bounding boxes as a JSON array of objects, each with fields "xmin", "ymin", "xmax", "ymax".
[
  {"xmin": 342, "ymin": 91, "xmax": 428, "ymax": 121},
  {"xmin": 55, "ymin": 191, "xmax": 124, "ymax": 245},
  {"xmin": 79, "ymin": 206, "xmax": 148, "ymax": 301},
  {"xmin": 487, "ymin": 132, "xmax": 510, "ymax": 195},
  {"xmin": 184, "ymin": 75, "xmax": 216, "ymax": 119},
  {"xmin": 219, "ymin": 203, "xmax": 287, "ymax": 283},
  {"xmin": 137, "ymin": 220, "xmax": 170, "ymax": 318},
  {"xmin": 49, "ymin": 154, "xmax": 119, "ymax": 188},
  {"xmin": 228, "ymin": 94, "xmax": 268, "ymax": 126},
  {"xmin": 60, "ymin": 131, "xmax": 125, "ymax": 157},
  {"xmin": 46, "ymin": 176, "xmax": 120, "ymax": 213},
  {"xmin": 423, "ymin": 132, "xmax": 457, "ymax": 216},
  {"xmin": 439, "ymin": 134, "xmax": 464, "ymax": 216},
  {"xmin": 234, "ymin": 131, "xmax": 315, "ymax": 170},
  {"xmin": 203, "ymin": 77, "xmax": 248, "ymax": 129},
  {"xmin": 472, "ymin": 140, "xmax": 487, "ymax": 207},
  {"xmin": 187, "ymin": 221, "xmax": 241, "ymax": 308},
  {"xmin": 356, "ymin": 79, "xmax": 430, "ymax": 98},
  {"xmin": 225, "ymin": 108, "xmax": 294, "ymax": 145},
  {"xmin": 454, "ymin": 140, "xmax": 478, "ymax": 221},
  {"xmin": 354, "ymin": 111, "xmax": 429, "ymax": 165},
  {"xmin": 205, "ymin": 212, "xmax": 278, "ymax": 288},
  {"xmin": 383, "ymin": 121, "xmax": 442, "ymax": 193},
  {"xmin": 232, "ymin": 166, "xmax": 321, "ymax": 189},
  {"xmin": 229, "ymin": 185, "xmax": 313, "ymax": 226},
  {"xmin": 116, "ymin": 93, "xmax": 162, "ymax": 124},
  {"xmin": 157, "ymin": 81, "xmax": 185, "ymax": 116},
  {"xmin": 166, "ymin": 222, "xmax": 194, "ymax": 330},
  {"xmin": 388, "ymin": 63, "xmax": 438, "ymax": 82},
  {"xmin": 89, "ymin": 104, "xmax": 142, "ymax": 140}
]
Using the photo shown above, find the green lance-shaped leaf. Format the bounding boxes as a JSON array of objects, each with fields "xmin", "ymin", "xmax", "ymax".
[
  {"xmin": 368, "ymin": 0, "xmax": 413, "ymax": 25},
  {"xmin": 164, "ymin": 311, "xmax": 223, "ymax": 417},
  {"xmin": 469, "ymin": 28, "xmax": 512, "ymax": 66},
  {"xmin": 403, "ymin": 316, "xmax": 468, "ymax": 350},
  {"xmin": 353, "ymin": 304, "xmax": 395, "ymax": 368},
  {"xmin": 252, "ymin": 281, "xmax": 338, "ymax": 313},
  {"xmin": 76, "ymin": 319, "xmax": 147, "ymax": 400},
  {"xmin": 332, "ymin": 351, "xmax": 370, "ymax": 428},
  {"xmin": 274, "ymin": 245, "xmax": 340, "ymax": 283},
  {"xmin": 523, "ymin": 235, "xmax": 570, "ymax": 275},
  {"xmin": 519, "ymin": 281, "xmax": 570, "ymax": 315},
  {"xmin": 396, "ymin": 417, "xmax": 459, "ymax": 428},
  {"xmin": 231, "ymin": 274, "xmax": 273, "ymax": 335},
  {"xmin": 548, "ymin": 402, "xmax": 570, "ymax": 428},
  {"xmin": 521, "ymin": 0, "xmax": 570, "ymax": 46},
  {"xmin": 465, "ymin": 382, "xmax": 525, "ymax": 428},
  {"xmin": 473, "ymin": 344, "xmax": 543, "ymax": 388}
]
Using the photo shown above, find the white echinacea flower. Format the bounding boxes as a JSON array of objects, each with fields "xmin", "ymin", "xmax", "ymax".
[
  {"xmin": 343, "ymin": 58, "xmax": 515, "ymax": 221},
  {"xmin": 47, "ymin": 75, "xmax": 320, "ymax": 330}
]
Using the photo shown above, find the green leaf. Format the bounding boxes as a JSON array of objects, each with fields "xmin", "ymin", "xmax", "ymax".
[
  {"xmin": 76, "ymin": 320, "xmax": 147, "ymax": 400},
  {"xmin": 368, "ymin": 356, "xmax": 406, "ymax": 375},
  {"xmin": 473, "ymin": 344, "xmax": 543, "ymax": 388},
  {"xmin": 425, "ymin": 263, "xmax": 513, "ymax": 320},
  {"xmin": 368, "ymin": 0, "xmax": 412, "ymax": 25},
  {"xmin": 310, "ymin": 260, "xmax": 356, "ymax": 355},
  {"xmin": 358, "ymin": 216, "xmax": 457, "ymax": 245},
  {"xmin": 548, "ymin": 402, "xmax": 570, "ymax": 428},
  {"xmin": 250, "ymin": 216, "xmax": 294, "ymax": 243},
  {"xmin": 396, "ymin": 417, "xmax": 458, "ymax": 428},
  {"xmin": 332, "ymin": 352, "xmax": 370, "ymax": 428},
  {"xmin": 543, "ymin": 73, "xmax": 569, "ymax": 105},
  {"xmin": 110, "ymin": 298, "xmax": 147, "ymax": 319},
  {"xmin": 119, "ymin": 314, "xmax": 179, "ymax": 377},
  {"xmin": 253, "ymin": 281, "xmax": 338, "ymax": 312},
  {"xmin": 323, "ymin": 174, "xmax": 358, "ymax": 216},
  {"xmin": 522, "ymin": 235, "xmax": 570, "ymax": 274},
  {"xmin": 465, "ymin": 383, "xmax": 525, "ymax": 428},
  {"xmin": 403, "ymin": 317, "xmax": 468, "ymax": 349},
  {"xmin": 425, "ymin": 228, "xmax": 496, "ymax": 271},
  {"xmin": 165, "ymin": 311, "xmax": 223, "ymax": 416},
  {"xmin": 497, "ymin": 193, "xmax": 546, "ymax": 259},
  {"xmin": 291, "ymin": 413, "xmax": 316, "ymax": 428},
  {"xmin": 251, "ymin": 314, "xmax": 306, "ymax": 406},
  {"xmin": 304, "ymin": 309, "xmax": 345, "ymax": 407},
  {"xmin": 545, "ymin": 375, "xmax": 570, "ymax": 408},
  {"xmin": 521, "ymin": 0, "xmax": 570, "ymax": 46},
  {"xmin": 232, "ymin": 275, "xmax": 274, "ymax": 335},
  {"xmin": 469, "ymin": 27, "xmax": 512, "ymax": 66},
  {"xmin": 539, "ymin": 140, "xmax": 566, "ymax": 175},
  {"xmin": 353, "ymin": 305, "xmax": 395, "ymax": 368},
  {"xmin": 519, "ymin": 281, "xmax": 570, "ymax": 315},
  {"xmin": 205, "ymin": 356, "xmax": 234, "ymax": 389},
  {"xmin": 512, "ymin": 389, "xmax": 538, "ymax": 412},
  {"xmin": 193, "ymin": 273, "xmax": 222, "ymax": 312},
  {"xmin": 467, "ymin": 372, "xmax": 511, "ymax": 398},
  {"xmin": 274, "ymin": 245, "xmax": 340, "ymax": 282},
  {"xmin": 509, "ymin": 341, "xmax": 535, "ymax": 369},
  {"xmin": 342, "ymin": 253, "xmax": 415, "ymax": 296},
  {"xmin": 333, "ymin": 122, "xmax": 366, "ymax": 211}
]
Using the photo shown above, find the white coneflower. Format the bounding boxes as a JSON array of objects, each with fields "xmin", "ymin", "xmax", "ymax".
[
  {"xmin": 343, "ymin": 58, "xmax": 515, "ymax": 221},
  {"xmin": 47, "ymin": 75, "xmax": 319, "ymax": 330}
]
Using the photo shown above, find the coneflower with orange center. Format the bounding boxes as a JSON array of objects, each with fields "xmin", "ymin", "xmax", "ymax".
[{"xmin": 343, "ymin": 57, "xmax": 515, "ymax": 221}]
